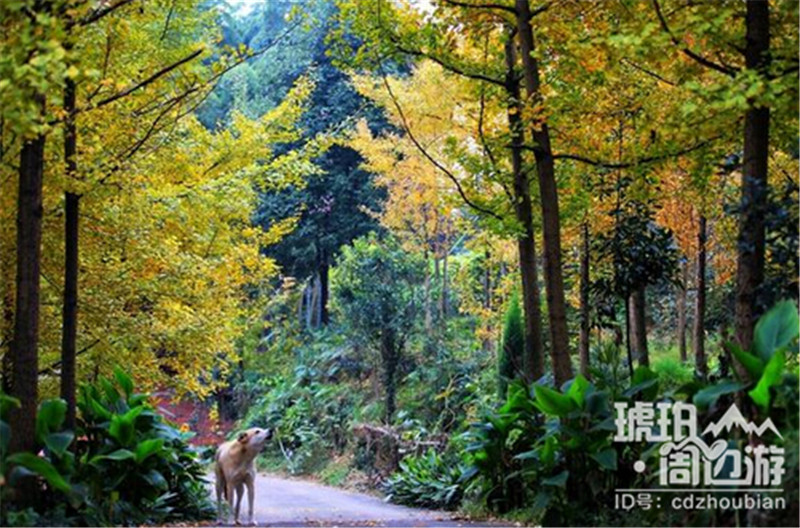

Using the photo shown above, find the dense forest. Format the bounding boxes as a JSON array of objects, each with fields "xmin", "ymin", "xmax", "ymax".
[{"xmin": 0, "ymin": 0, "xmax": 798, "ymax": 526}]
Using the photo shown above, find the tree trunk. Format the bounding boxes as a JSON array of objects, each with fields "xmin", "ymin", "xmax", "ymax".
[
  {"xmin": 694, "ymin": 214, "xmax": 708, "ymax": 379},
  {"xmin": 504, "ymin": 28, "xmax": 543, "ymax": 382},
  {"xmin": 319, "ymin": 256, "xmax": 329, "ymax": 326},
  {"xmin": 515, "ymin": 0, "xmax": 572, "ymax": 385},
  {"xmin": 579, "ymin": 222, "xmax": 590, "ymax": 377},
  {"xmin": 440, "ymin": 249, "xmax": 448, "ymax": 320},
  {"xmin": 734, "ymin": 0, "xmax": 770, "ymax": 356},
  {"xmin": 629, "ymin": 285, "xmax": 649, "ymax": 367},
  {"xmin": 423, "ymin": 252, "xmax": 432, "ymax": 333},
  {"xmin": 61, "ymin": 76, "xmax": 79, "ymax": 430},
  {"xmin": 1, "ymin": 242, "xmax": 14, "ymax": 394},
  {"xmin": 677, "ymin": 260, "xmax": 688, "ymax": 362},
  {"xmin": 381, "ymin": 330, "xmax": 397, "ymax": 424},
  {"xmin": 482, "ymin": 249, "xmax": 493, "ymax": 352},
  {"xmin": 624, "ymin": 299, "xmax": 633, "ymax": 379},
  {"xmin": 9, "ymin": 126, "xmax": 45, "ymax": 456}
]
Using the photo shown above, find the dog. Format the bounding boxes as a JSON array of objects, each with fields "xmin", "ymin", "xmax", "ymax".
[{"xmin": 215, "ymin": 427, "xmax": 272, "ymax": 525}]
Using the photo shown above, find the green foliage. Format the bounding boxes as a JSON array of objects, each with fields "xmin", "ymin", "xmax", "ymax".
[
  {"xmin": 729, "ymin": 300, "xmax": 799, "ymax": 410},
  {"xmin": 1, "ymin": 370, "xmax": 213, "ymax": 526},
  {"xmin": 498, "ymin": 293, "xmax": 524, "ymax": 399},
  {"xmin": 333, "ymin": 233, "xmax": 424, "ymax": 422},
  {"xmin": 383, "ymin": 449, "xmax": 463, "ymax": 510},
  {"xmin": 243, "ymin": 337, "xmax": 360, "ymax": 475}
]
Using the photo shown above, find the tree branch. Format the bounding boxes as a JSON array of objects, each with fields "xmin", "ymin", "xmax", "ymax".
[
  {"xmin": 652, "ymin": 0, "xmax": 738, "ymax": 77},
  {"xmin": 79, "ymin": 0, "xmax": 136, "ymax": 27},
  {"xmin": 379, "ymin": 70, "xmax": 503, "ymax": 221},
  {"xmin": 551, "ymin": 135, "xmax": 721, "ymax": 168},
  {"xmin": 91, "ymin": 48, "xmax": 204, "ymax": 110},
  {"xmin": 441, "ymin": 0, "xmax": 518, "ymax": 14}
]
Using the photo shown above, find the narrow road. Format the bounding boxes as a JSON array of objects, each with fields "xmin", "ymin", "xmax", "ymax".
[{"xmin": 218, "ymin": 473, "xmax": 503, "ymax": 527}]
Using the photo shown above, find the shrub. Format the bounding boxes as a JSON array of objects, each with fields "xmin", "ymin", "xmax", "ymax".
[
  {"xmin": 498, "ymin": 292, "xmax": 524, "ymax": 399},
  {"xmin": 1, "ymin": 368, "xmax": 213, "ymax": 526},
  {"xmin": 383, "ymin": 449, "xmax": 463, "ymax": 510}
]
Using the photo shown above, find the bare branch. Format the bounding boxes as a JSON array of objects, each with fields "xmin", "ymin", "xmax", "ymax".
[
  {"xmin": 379, "ymin": 70, "xmax": 504, "ymax": 221},
  {"xmin": 652, "ymin": 0, "xmax": 738, "ymax": 77},
  {"xmin": 79, "ymin": 0, "xmax": 136, "ymax": 27},
  {"xmin": 551, "ymin": 135, "xmax": 722, "ymax": 168}
]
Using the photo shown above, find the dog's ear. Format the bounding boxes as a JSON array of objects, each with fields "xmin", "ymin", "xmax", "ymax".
[{"xmin": 237, "ymin": 431, "xmax": 249, "ymax": 443}]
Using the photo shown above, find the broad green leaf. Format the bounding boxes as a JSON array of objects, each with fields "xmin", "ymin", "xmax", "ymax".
[
  {"xmin": 533, "ymin": 385, "xmax": 577, "ymax": 417},
  {"xmin": 693, "ymin": 381, "xmax": 745, "ymax": 408},
  {"xmin": 565, "ymin": 374, "xmax": 591, "ymax": 407},
  {"xmin": 135, "ymin": 438, "xmax": 165, "ymax": 464},
  {"xmin": 0, "ymin": 394, "xmax": 20, "ymax": 420},
  {"xmin": 753, "ymin": 300, "xmax": 799, "ymax": 361},
  {"xmin": 591, "ymin": 448, "xmax": 617, "ymax": 471},
  {"xmin": 749, "ymin": 349, "xmax": 785, "ymax": 411},
  {"xmin": 0, "ymin": 421, "xmax": 11, "ymax": 454},
  {"xmin": 36, "ymin": 399, "xmax": 66, "ymax": 444},
  {"xmin": 541, "ymin": 470, "xmax": 569, "ymax": 487},
  {"xmin": 44, "ymin": 431, "xmax": 75, "ymax": 457},
  {"xmin": 114, "ymin": 367, "xmax": 134, "ymax": 398},
  {"xmin": 89, "ymin": 448, "xmax": 135, "ymax": 465},
  {"xmin": 728, "ymin": 342, "xmax": 764, "ymax": 380},
  {"xmin": 142, "ymin": 469, "xmax": 168, "ymax": 490},
  {"xmin": 7, "ymin": 453, "xmax": 70, "ymax": 493}
]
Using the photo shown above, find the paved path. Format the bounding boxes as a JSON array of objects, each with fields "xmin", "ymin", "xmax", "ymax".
[{"xmin": 217, "ymin": 473, "xmax": 505, "ymax": 527}]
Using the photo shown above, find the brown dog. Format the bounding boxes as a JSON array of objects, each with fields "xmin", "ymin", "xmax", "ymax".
[{"xmin": 215, "ymin": 427, "xmax": 272, "ymax": 525}]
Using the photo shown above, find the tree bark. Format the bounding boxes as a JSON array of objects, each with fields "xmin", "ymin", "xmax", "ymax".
[
  {"xmin": 319, "ymin": 255, "xmax": 329, "ymax": 326},
  {"xmin": 734, "ymin": 0, "xmax": 770, "ymax": 355},
  {"xmin": 9, "ymin": 124, "xmax": 45, "ymax": 456},
  {"xmin": 381, "ymin": 330, "xmax": 397, "ymax": 424},
  {"xmin": 482, "ymin": 249, "xmax": 493, "ymax": 353},
  {"xmin": 61, "ymin": 76, "xmax": 79, "ymax": 430},
  {"xmin": 504, "ymin": 28, "xmax": 543, "ymax": 382},
  {"xmin": 440, "ymin": 249, "xmax": 448, "ymax": 320},
  {"xmin": 578, "ymin": 222, "xmax": 590, "ymax": 377},
  {"xmin": 1, "ymin": 244, "xmax": 13, "ymax": 394},
  {"xmin": 676, "ymin": 260, "xmax": 688, "ymax": 363},
  {"xmin": 423, "ymin": 252, "xmax": 432, "ymax": 333},
  {"xmin": 515, "ymin": 0, "xmax": 572, "ymax": 385},
  {"xmin": 694, "ymin": 214, "xmax": 708, "ymax": 378},
  {"xmin": 629, "ymin": 285, "xmax": 649, "ymax": 367}
]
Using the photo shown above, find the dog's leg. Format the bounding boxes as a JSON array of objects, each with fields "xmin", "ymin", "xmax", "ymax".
[
  {"xmin": 215, "ymin": 472, "xmax": 225, "ymax": 523},
  {"xmin": 234, "ymin": 482, "xmax": 244, "ymax": 525},
  {"xmin": 246, "ymin": 474, "xmax": 256, "ymax": 526},
  {"xmin": 226, "ymin": 481, "xmax": 236, "ymax": 525}
]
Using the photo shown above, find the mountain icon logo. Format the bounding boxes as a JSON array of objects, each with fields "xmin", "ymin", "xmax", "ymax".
[{"xmin": 702, "ymin": 403, "xmax": 782, "ymax": 439}]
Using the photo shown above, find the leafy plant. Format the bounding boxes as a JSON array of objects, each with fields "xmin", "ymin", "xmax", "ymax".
[
  {"xmin": 383, "ymin": 449, "xmax": 463, "ymax": 510},
  {"xmin": 1, "ymin": 369, "xmax": 213, "ymax": 526}
]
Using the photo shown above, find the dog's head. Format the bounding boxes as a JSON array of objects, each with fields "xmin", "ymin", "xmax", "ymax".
[{"xmin": 237, "ymin": 427, "xmax": 273, "ymax": 451}]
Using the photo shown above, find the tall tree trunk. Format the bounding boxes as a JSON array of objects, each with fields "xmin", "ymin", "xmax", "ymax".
[
  {"xmin": 482, "ymin": 249, "xmax": 493, "ymax": 353},
  {"xmin": 319, "ymin": 255, "xmax": 329, "ymax": 326},
  {"xmin": 423, "ymin": 252, "xmax": 432, "ymax": 333},
  {"xmin": 504, "ymin": 28, "xmax": 543, "ymax": 382},
  {"xmin": 9, "ymin": 124, "xmax": 45, "ymax": 456},
  {"xmin": 61, "ymin": 76, "xmax": 79, "ymax": 430},
  {"xmin": 624, "ymin": 299, "xmax": 633, "ymax": 379},
  {"xmin": 578, "ymin": 222, "xmax": 590, "ymax": 377},
  {"xmin": 439, "ymin": 249, "xmax": 448, "ymax": 320},
  {"xmin": 694, "ymin": 214, "xmax": 708, "ymax": 379},
  {"xmin": 629, "ymin": 285, "xmax": 649, "ymax": 367},
  {"xmin": 1, "ymin": 239, "xmax": 14, "ymax": 394},
  {"xmin": 381, "ymin": 330, "xmax": 397, "ymax": 424},
  {"xmin": 676, "ymin": 260, "xmax": 688, "ymax": 363},
  {"xmin": 734, "ymin": 0, "xmax": 770, "ymax": 356},
  {"xmin": 515, "ymin": 0, "xmax": 572, "ymax": 385}
]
